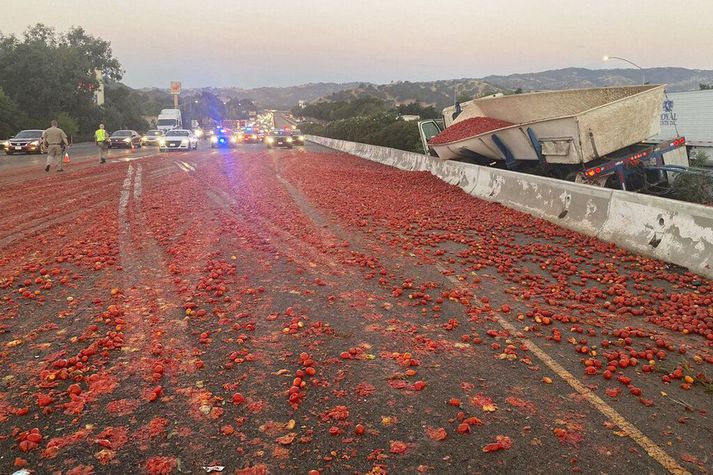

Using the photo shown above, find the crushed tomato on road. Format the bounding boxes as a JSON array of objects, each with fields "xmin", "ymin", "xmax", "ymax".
[{"xmin": 0, "ymin": 146, "xmax": 710, "ymax": 474}]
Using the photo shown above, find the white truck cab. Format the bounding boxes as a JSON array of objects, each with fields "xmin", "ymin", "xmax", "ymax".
[{"xmin": 157, "ymin": 109, "xmax": 183, "ymax": 133}]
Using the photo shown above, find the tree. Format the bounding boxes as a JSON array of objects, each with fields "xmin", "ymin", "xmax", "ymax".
[
  {"xmin": 396, "ymin": 102, "xmax": 440, "ymax": 120},
  {"xmin": 0, "ymin": 24, "xmax": 122, "ymax": 135},
  {"xmin": 700, "ymin": 83, "xmax": 713, "ymax": 90},
  {"xmin": 0, "ymin": 87, "xmax": 27, "ymax": 138},
  {"xmin": 103, "ymin": 83, "xmax": 149, "ymax": 132},
  {"xmin": 190, "ymin": 91, "xmax": 225, "ymax": 122},
  {"xmin": 225, "ymin": 98, "xmax": 257, "ymax": 120}
]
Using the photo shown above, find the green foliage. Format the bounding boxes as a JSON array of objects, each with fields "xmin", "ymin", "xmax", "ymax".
[
  {"xmin": 396, "ymin": 102, "xmax": 440, "ymax": 120},
  {"xmin": 189, "ymin": 91, "xmax": 226, "ymax": 121},
  {"xmin": 0, "ymin": 25, "xmax": 121, "ymax": 123},
  {"xmin": 55, "ymin": 112, "xmax": 80, "ymax": 138},
  {"xmin": 700, "ymin": 83, "xmax": 713, "ymax": 90},
  {"xmin": 296, "ymin": 96, "xmax": 431, "ymax": 153},
  {"xmin": 0, "ymin": 87, "xmax": 27, "ymax": 138},
  {"xmin": 295, "ymin": 97, "xmax": 388, "ymax": 122},
  {"xmin": 364, "ymin": 118, "xmax": 422, "ymax": 153},
  {"xmin": 0, "ymin": 24, "xmax": 134, "ymax": 138},
  {"xmin": 103, "ymin": 83, "xmax": 149, "ymax": 132},
  {"xmin": 224, "ymin": 98, "xmax": 257, "ymax": 120},
  {"xmin": 305, "ymin": 110, "xmax": 422, "ymax": 153},
  {"xmin": 669, "ymin": 150, "xmax": 713, "ymax": 205}
]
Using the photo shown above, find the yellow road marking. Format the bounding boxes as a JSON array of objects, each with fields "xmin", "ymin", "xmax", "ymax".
[{"xmin": 436, "ymin": 266, "xmax": 690, "ymax": 475}]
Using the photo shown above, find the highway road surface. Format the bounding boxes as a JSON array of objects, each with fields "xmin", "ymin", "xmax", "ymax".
[{"xmin": 0, "ymin": 142, "xmax": 711, "ymax": 474}]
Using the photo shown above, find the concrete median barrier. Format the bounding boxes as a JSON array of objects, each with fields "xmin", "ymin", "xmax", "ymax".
[{"xmin": 307, "ymin": 135, "xmax": 713, "ymax": 278}]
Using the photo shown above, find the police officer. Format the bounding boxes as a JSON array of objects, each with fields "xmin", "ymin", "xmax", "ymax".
[
  {"xmin": 95, "ymin": 123, "xmax": 109, "ymax": 163},
  {"xmin": 42, "ymin": 120, "xmax": 69, "ymax": 172}
]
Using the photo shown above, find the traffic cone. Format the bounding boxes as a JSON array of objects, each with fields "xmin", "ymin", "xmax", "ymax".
[{"xmin": 63, "ymin": 152, "xmax": 71, "ymax": 164}]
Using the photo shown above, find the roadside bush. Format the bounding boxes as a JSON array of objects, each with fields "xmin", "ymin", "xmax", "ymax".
[
  {"xmin": 305, "ymin": 112, "xmax": 422, "ymax": 154},
  {"xmin": 56, "ymin": 112, "xmax": 80, "ymax": 139},
  {"xmin": 670, "ymin": 150, "xmax": 713, "ymax": 205},
  {"xmin": 0, "ymin": 87, "xmax": 27, "ymax": 138},
  {"xmin": 364, "ymin": 119, "xmax": 422, "ymax": 153}
]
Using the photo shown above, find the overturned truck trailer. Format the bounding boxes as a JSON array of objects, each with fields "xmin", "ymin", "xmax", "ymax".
[
  {"xmin": 427, "ymin": 85, "xmax": 664, "ymax": 165},
  {"xmin": 420, "ymin": 85, "xmax": 713, "ymax": 192}
]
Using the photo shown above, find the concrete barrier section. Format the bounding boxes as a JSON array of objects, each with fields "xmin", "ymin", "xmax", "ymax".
[
  {"xmin": 470, "ymin": 167, "xmax": 614, "ymax": 237},
  {"xmin": 307, "ymin": 135, "xmax": 713, "ymax": 278},
  {"xmin": 601, "ymin": 192, "xmax": 713, "ymax": 275}
]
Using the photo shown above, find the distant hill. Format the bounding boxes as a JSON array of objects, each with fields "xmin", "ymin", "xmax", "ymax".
[
  {"xmin": 137, "ymin": 68, "xmax": 713, "ymax": 112},
  {"xmin": 303, "ymin": 68, "xmax": 713, "ymax": 111},
  {"xmin": 179, "ymin": 82, "xmax": 361, "ymax": 110},
  {"xmin": 483, "ymin": 67, "xmax": 713, "ymax": 92},
  {"xmin": 324, "ymin": 79, "xmax": 504, "ymax": 110}
]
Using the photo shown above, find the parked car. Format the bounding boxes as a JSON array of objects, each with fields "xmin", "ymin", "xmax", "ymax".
[
  {"xmin": 109, "ymin": 130, "xmax": 142, "ymax": 149},
  {"xmin": 264, "ymin": 129, "xmax": 294, "ymax": 149},
  {"xmin": 2, "ymin": 129, "xmax": 47, "ymax": 155},
  {"xmin": 141, "ymin": 129, "xmax": 165, "ymax": 146},
  {"xmin": 160, "ymin": 129, "xmax": 199, "ymax": 151}
]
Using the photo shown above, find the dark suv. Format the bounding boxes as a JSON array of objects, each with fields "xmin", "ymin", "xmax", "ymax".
[{"xmin": 3, "ymin": 129, "xmax": 46, "ymax": 155}]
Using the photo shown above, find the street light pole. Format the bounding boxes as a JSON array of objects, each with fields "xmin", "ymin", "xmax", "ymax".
[
  {"xmin": 603, "ymin": 56, "xmax": 646, "ymax": 85},
  {"xmin": 180, "ymin": 99, "xmax": 200, "ymax": 128}
]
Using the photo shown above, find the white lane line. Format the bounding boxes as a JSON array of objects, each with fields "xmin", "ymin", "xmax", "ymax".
[
  {"xmin": 435, "ymin": 265, "xmax": 689, "ymax": 475},
  {"xmin": 175, "ymin": 161, "xmax": 189, "ymax": 172},
  {"xmin": 119, "ymin": 164, "xmax": 134, "ymax": 216},
  {"xmin": 133, "ymin": 164, "xmax": 142, "ymax": 199},
  {"xmin": 182, "ymin": 161, "xmax": 195, "ymax": 171}
]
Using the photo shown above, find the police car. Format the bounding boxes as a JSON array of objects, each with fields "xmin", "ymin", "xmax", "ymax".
[
  {"xmin": 210, "ymin": 128, "xmax": 238, "ymax": 148},
  {"xmin": 264, "ymin": 129, "xmax": 294, "ymax": 149}
]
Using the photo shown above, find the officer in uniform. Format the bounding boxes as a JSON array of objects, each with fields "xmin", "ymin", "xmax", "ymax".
[
  {"xmin": 95, "ymin": 123, "xmax": 109, "ymax": 163},
  {"xmin": 42, "ymin": 120, "xmax": 69, "ymax": 172}
]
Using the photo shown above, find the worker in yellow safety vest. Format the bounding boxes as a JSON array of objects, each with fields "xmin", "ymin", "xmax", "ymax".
[{"xmin": 95, "ymin": 123, "xmax": 109, "ymax": 163}]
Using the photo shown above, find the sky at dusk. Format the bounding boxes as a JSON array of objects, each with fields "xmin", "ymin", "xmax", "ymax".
[{"xmin": 2, "ymin": 0, "xmax": 712, "ymax": 89}]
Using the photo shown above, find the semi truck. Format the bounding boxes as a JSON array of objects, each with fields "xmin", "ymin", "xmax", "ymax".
[
  {"xmin": 419, "ymin": 85, "xmax": 712, "ymax": 194},
  {"xmin": 156, "ymin": 109, "xmax": 183, "ymax": 133},
  {"xmin": 649, "ymin": 89, "xmax": 713, "ymax": 166}
]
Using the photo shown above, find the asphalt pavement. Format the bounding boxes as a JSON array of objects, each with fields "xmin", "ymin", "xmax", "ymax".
[
  {"xmin": 0, "ymin": 143, "xmax": 710, "ymax": 474},
  {"xmin": 0, "ymin": 142, "xmax": 161, "ymax": 175}
]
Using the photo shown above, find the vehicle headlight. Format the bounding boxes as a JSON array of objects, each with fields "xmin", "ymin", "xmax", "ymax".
[
  {"xmin": 1, "ymin": 140, "xmax": 8, "ymax": 147},
  {"xmin": 230, "ymin": 137, "xmax": 237, "ymax": 143},
  {"xmin": 286, "ymin": 137, "xmax": 293, "ymax": 143},
  {"xmin": 123, "ymin": 138, "xmax": 131, "ymax": 143},
  {"xmin": 211, "ymin": 136, "xmax": 218, "ymax": 143},
  {"xmin": 181, "ymin": 139, "xmax": 189, "ymax": 145},
  {"xmin": 297, "ymin": 136, "xmax": 304, "ymax": 141},
  {"xmin": 159, "ymin": 139, "xmax": 166, "ymax": 146},
  {"xmin": 266, "ymin": 137, "xmax": 274, "ymax": 143},
  {"xmin": 141, "ymin": 137, "xmax": 147, "ymax": 141},
  {"xmin": 30, "ymin": 140, "xmax": 40, "ymax": 146}
]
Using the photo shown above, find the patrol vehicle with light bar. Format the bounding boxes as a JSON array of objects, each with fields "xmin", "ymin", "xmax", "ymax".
[{"xmin": 210, "ymin": 128, "xmax": 238, "ymax": 148}]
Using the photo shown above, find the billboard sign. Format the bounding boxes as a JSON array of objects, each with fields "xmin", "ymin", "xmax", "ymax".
[{"xmin": 170, "ymin": 81, "xmax": 182, "ymax": 95}]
